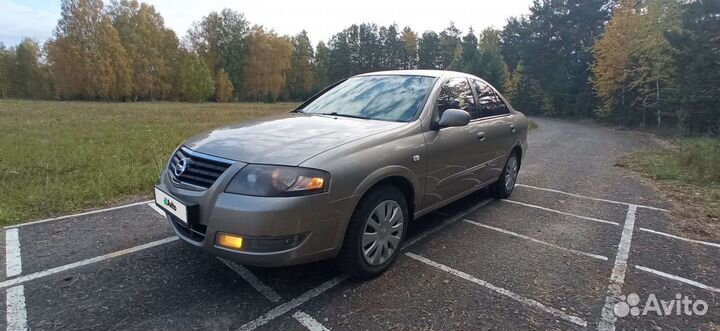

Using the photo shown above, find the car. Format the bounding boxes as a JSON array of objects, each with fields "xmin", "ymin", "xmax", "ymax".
[{"xmin": 154, "ymin": 70, "xmax": 528, "ymax": 279}]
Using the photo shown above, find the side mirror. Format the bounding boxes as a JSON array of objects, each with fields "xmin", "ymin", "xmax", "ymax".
[{"xmin": 438, "ymin": 109, "xmax": 471, "ymax": 128}]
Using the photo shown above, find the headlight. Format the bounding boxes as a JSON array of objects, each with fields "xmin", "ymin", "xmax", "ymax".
[{"xmin": 225, "ymin": 165, "xmax": 330, "ymax": 197}]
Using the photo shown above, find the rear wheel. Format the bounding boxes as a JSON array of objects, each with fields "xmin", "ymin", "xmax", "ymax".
[
  {"xmin": 490, "ymin": 153, "xmax": 520, "ymax": 199},
  {"xmin": 337, "ymin": 185, "xmax": 408, "ymax": 279}
]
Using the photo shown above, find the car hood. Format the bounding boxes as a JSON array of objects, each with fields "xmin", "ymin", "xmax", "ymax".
[{"xmin": 183, "ymin": 113, "xmax": 406, "ymax": 166}]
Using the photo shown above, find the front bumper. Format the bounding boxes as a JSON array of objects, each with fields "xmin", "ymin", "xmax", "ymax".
[{"xmin": 157, "ymin": 171, "xmax": 355, "ymax": 267}]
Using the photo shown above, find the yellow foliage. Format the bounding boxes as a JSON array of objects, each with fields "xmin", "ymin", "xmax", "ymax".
[
  {"xmin": 243, "ymin": 26, "xmax": 293, "ymax": 101},
  {"xmin": 47, "ymin": 0, "xmax": 132, "ymax": 100},
  {"xmin": 591, "ymin": 0, "xmax": 641, "ymax": 114},
  {"xmin": 215, "ymin": 69, "xmax": 234, "ymax": 102}
]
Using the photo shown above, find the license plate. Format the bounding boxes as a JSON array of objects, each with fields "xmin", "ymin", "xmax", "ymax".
[{"xmin": 154, "ymin": 187, "xmax": 188, "ymax": 223}]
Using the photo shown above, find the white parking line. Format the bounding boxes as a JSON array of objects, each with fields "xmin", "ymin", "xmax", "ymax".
[
  {"xmin": 5, "ymin": 229, "xmax": 22, "ymax": 277},
  {"xmin": 501, "ymin": 199, "xmax": 619, "ymax": 226},
  {"xmin": 4, "ymin": 200, "xmax": 154, "ymax": 229},
  {"xmin": 598, "ymin": 204, "xmax": 637, "ymax": 331},
  {"xmin": 463, "ymin": 219, "xmax": 608, "ymax": 261},
  {"xmin": 405, "ymin": 253, "xmax": 588, "ymax": 327},
  {"xmin": 293, "ymin": 311, "xmax": 331, "ymax": 331},
  {"xmin": 0, "ymin": 237, "xmax": 178, "ymax": 289},
  {"xmin": 238, "ymin": 276, "xmax": 348, "ymax": 331},
  {"xmin": 219, "ymin": 258, "xmax": 282, "ymax": 303},
  {"xmin": 0, "ymin": 193, "xmax": 491, "ymax": 331},
  {"xmin": 5, "ymin": 228, "xmax": 27, "ymax": 331},
  {"xmin": 516, "ymin": 184, "xmax": 669, "ymax": 212},
  {"xmin": 240, "ymin": 199, "xmax": 493, "ymax": 331},
  {"xmin": 402, "ymin": 198, "xmax": 494, "ymax": 249},
  {"xmin": 6, "ymin": 285, "xmax": 27, "ymax": 331},
  {"xmin": 639, "ymin": 228, "xmax": 720, "ymax": 249},
  {"xmin": 147, "ymin": 202, "xmax": 166, "ymax": 217},
  {"xmin": 635, "ymin": 265, "xmax": 720, "ymax": 293}
]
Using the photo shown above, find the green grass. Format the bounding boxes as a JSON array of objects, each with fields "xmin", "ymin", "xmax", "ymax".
[
  {"xmin": 0, "ymin": 100, "xmax": 295, "ymax": 225},
  {"xmin": 629, "ymin": 138, "xmax": 720, "ymax": 185},
  {"xmin": 529, "ymin": 120, "xmax": 539, "ymax": 131},
  {"xmin": 619, "ymin": 138, "xmax": 720, "ymax": 221}
]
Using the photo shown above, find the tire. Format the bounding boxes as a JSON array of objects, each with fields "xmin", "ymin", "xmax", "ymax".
[
  {"xmin": 337, "ymin": 185, "xmax": 408, "ymax": 280},
  {"xmin": 490, "ymin": 152, "xmax": 520, "ymax": 199}
]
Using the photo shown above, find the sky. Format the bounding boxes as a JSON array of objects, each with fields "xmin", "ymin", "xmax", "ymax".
[{"xmin": 0, "ymin": 0, "xmax": 533, "ymax": 47}]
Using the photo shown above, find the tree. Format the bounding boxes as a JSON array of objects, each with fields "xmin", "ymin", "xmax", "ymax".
[
  {"xmin": 630, "ymin": 0, "xmax": 681, "ymax": 127},
  {"xmin": 400, "ymin": 27, "xmax": 418, "ymax": 69},
  {"xmin": 95, "ymin": 16, "xmax": 133, "ymax": 99},
  {"xmin": 478, "ymin": 28, "xmax": 506, "ymax": 90},
  {"xmin": 355, "ymin": 23, "xmax": 381, "ymax": 72},
  {"xmin": 460, "ymin": 28, "xmax": 481, "ymax": 75},
  {"xmin": 418, "ymin": 31, "xmax": 441, "ymax": 69},
  {"xmin": 180, "ymin": 53, "xmax": 214, "ymax": 102},
  {"xmin": 285, "ymin": 30, "xmax": 315, "ymax": 100},
  {"xmin": 502, "ymin": 0, "xmax": 611, "ymax": 117},
  {"xmin": 503, "ymin": 63, "xmax": 544, "ymax": 114},
  {"xmin": 447, "ymin": 42, "xmax": 463, "ymax": 71},
  {"xmin": 500, "ymin": 17, "xmax": 530, "ymax": 71},
  {"xmin": 562, "ymin": 0, "xmax": 612, "ymax": 117},
  {"xmin": 438, "ymin": 23, "xmax": 462, "ymax": 69},
  {"xmin": 327, "ymin": 30, "xmax": 353, "ymax": 81},
  {"xmin": 379, "ymin": 24, "xmax": 403, "ymax": 70},
  {"xmin": 187, "ymin": 9, "xmax": 249, "ymax": 98},
  {"xmin": 242, "ymin": 26, "xmax": 292, "ymax": 102},
  {"xmin": 592, "ymin": 0, "xmax": 641, "ymax": 121},
  {"xmin": 313, "ymin": 41, "xmax": 331, "ymax": 89},
  {"xmin": 504, "ymin": 64, "xmax": 521, "ymax": 103},
  {"xmin": 0, "ymin": 43, "xmax": 10, "ymax": 98},
  {"xmin": 666, "ymin": 0, "xmax": 720, "ymax": 134},
  {"xmin": 215, "ymin": 69, "xmax": 233, "ymax": 102},
  {"xmin": 8, "ymin": 39, "xmax": 52, "ymax": 99},
  {"xmin": 479, "ymin": 27, "xmax": 501, "ymax": 51},
  {"xmin": 109, "ymin": 0, "xmax": 180, "ymax": 100},
  {"xmin": 324, "ymin": 23, "xmax": 409, "ymax": 80},
  {"xmin": 47, "ymin": 0, "xmax": 132, "ymax": 100}
]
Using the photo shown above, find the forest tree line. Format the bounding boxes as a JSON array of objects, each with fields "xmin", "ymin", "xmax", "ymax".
[{"xmin": 0, "ymin": 0, "xmax": 718, "ymax": 134}]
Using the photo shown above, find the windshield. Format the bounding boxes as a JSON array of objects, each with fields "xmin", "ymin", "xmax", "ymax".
[{"xmin": 301, "ymin": 75, "xmax": 436, "ymax": 122}]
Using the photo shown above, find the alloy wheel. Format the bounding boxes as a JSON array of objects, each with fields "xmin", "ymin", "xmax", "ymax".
[
  {"xmin": 505, "ymin": 156, "xmax": 519, "ymax": 191},
  {"xmin": 362, "ymin": 200, "xmax": 403, "ymax": 266}
]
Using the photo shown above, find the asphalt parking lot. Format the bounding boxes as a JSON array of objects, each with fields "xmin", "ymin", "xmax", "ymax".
[{"xmin": 2, "ymin": 118, "xmax": 719, "ymax": 331}]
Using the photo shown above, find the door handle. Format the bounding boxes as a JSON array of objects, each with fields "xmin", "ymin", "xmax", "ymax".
[
  {"xmin": 510, "ymin": 125, "xmax": 517, "ymax": 133},
  {"xmin": 477, "ymin": 132, "xmax": 486, "ymax": 142}
]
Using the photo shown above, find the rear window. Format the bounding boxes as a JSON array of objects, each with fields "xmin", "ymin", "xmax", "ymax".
[{"xmin": 472, "ymin": 79, "xmax": 510, "ymax": 118}]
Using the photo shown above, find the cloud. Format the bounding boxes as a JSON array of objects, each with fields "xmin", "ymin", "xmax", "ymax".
[
  {"xmin": 0, "ymin": 0, "xmax": 531, "ymax": 47},
  {"xmin": 0, "ymin": 0, "xmax": 59, "ymax": 46},
  {"xmin": 145, "ymin": 0, "xmax": 531, "ymax": 45}
]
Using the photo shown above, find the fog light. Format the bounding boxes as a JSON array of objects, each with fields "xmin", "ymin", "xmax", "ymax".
[
  {"xmin": 244, "ymin": 233, "xmax": 308, "ymax": 252},
  {"xmin": 216, "ymin": 233, "xmax": 243, "ymax": 250}
]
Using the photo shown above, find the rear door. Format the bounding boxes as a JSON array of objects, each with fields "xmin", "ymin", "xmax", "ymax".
[
  {"xmin": 421, "ymin": 77, "xmax": 494, "ymax": 208},
  {"xmin": 470, "ymin": 79, "xmax": 518, "ymax": 182}
]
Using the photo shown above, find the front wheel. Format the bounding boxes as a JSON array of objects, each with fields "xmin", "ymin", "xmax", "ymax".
[
  {"xmin": 490, "ymin": 153, "xmax": 520, "ymax": 199},
  {"xmin": 337, "ymin": 185, "xmax": 408, "ymax": 280}
]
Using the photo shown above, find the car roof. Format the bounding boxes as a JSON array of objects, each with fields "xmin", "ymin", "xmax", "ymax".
[{"xmin": 355, "ymin": 69, "xmax": 472, "ymax": 79}]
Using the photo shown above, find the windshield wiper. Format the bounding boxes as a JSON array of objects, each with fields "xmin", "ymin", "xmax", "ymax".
[
  {"xmin": 291, "ymin": 108, "xmax": 304, "ymax": 113},
  {"xmin": 319, "ymin": 112, "xmax": 369, "ymax": 120}
]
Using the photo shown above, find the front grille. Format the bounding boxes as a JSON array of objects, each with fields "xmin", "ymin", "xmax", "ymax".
[
  {"xmin": 169, "ymin": 214, "xmax": 207, "ymax": 242},
  {"xmin": 168, "ymin": 147, "xmax": 234, "ymax": 189}
]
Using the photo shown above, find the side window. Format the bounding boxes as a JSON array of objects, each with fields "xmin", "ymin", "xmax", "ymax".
[
  {"xmin": 472, "ymin": 79, "xmax": 509, "ymax": 118},
  {"xmin": 437, "ymin": 78, "xmax": 476, "ymax": 118}
]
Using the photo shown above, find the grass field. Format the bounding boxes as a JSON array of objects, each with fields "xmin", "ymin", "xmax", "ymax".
[
  {"xmin": 619, "ymin": 138, "xmax": 720, "ymax": 226},
  {"xmin": 528, "ymin": 120, "xmax": 539, "ymax": 131},
  {"xmin": 0, "ymin": 100, "xmax": 295, "ymax": 225}
]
